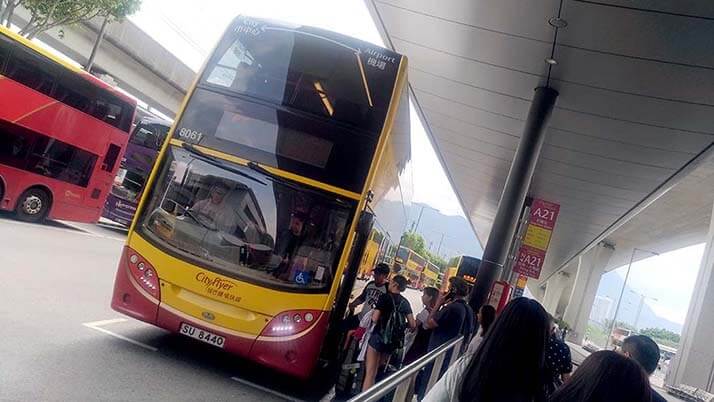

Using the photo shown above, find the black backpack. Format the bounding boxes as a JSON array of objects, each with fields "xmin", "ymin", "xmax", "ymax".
[{"xmin": 379, "ymin": 296, "xmax": 408, "ymax": 350}]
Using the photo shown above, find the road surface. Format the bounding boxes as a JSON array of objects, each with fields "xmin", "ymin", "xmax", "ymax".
[{"xmin": 0, "ymin": 214, "xmax": 321, "ymax": 401}]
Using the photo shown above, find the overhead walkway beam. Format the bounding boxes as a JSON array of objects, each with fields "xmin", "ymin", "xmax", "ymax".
[{"xmin": 469, "ymin": 86, "xmax": 558, "ymax": 311}]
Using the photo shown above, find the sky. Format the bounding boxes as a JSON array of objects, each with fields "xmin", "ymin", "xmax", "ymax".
[
  {"xmin": 605, "ymin": 243, "xmax": 705, "ymax": 325},
  {"xmin": 129, "ymin": 0, "xmax": 467, "ymax": 217}
]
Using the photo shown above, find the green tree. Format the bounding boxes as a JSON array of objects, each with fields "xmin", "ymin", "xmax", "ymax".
[
  {"xmin": 641, "ymin": 328, "xmax": 680, "ymax": 344},
  {"xmin": 428, "ymin": 253, "xmax": 447, "ymax": 270},
  {"xmin": 0, "ymin": 0, "xmax": 141, "ymax": 39},
  {"xmin": 604, "ymin": 319, "xmax": 636, "ymax": 333},
  {"xmin": 401, "ymin": 231, "xmax": 427, "ymax": 255}
]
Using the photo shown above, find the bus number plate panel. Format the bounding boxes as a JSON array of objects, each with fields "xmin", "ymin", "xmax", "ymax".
[{"xmin": 179, "ymin": 323, "xmax": 225, "ymax": 348}]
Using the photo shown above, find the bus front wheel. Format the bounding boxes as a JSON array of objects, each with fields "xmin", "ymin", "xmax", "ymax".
[{"xmin": 15, "ymin": 188, "xmax": 51, "ymax": 222}]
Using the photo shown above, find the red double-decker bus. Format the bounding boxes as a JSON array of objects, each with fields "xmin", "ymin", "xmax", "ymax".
[{"xmin": 0, "ymin": 26, "xmax": 137, "ymax": 223}]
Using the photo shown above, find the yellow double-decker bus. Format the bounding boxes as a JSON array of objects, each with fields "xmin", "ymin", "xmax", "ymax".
[
  {"xmin": 357, "ymin": 228, "xmax": 384, "ymax": 279},
  {"xmin": 442, "ymin": 255, "xmax": 481, "ymax": 291},
  {"xmin": 420, "ymin": 261, "xmax": 440, "ymax": 289},
  {"xmin": 110, "ymin": 16, "xmax": 410, "ymax": 379},
  {"xmin": 395, "ymin": 246, "xmax": 427, "ymax": 288}
]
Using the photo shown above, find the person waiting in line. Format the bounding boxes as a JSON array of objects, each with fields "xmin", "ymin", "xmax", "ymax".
[
  {"xmin": 548, "ymin": 350, "xmax": 651, "ymax": 402},
  {"xmin": 401, "ymin": 286, "xmax": 440, "ymax": 400},
  {"xmin": 343, "ymin": 264, "xmax": 391, "ymax": 361},
  {"xmin": 425, "ymin": 277, "xmax": 474, "ymax": 363},
  {"xmin": 620, "ymin": 335, "xmax": 667, "ymax": 402},
  {"xmin": 423, "ymin": 298, "xmax": 550, "ymax": 402},
  {"xmin": 403, "ymin": 286, "xmax": 440, "ymax": 364},
  {"xmin": 362, "ymin": 275, "xmax": 416, "ymax": 392},
  {"xmin": 426, "ymin": 277, "xmax": 475, "ymax": 348},
  {"xmin": 414, "ymin": 277, "xmax": 475, "ymax": 400},
  {"xmin": 349, "ymin": 263, "xmax": 391, "ymax": 319},
  {"xmin": 542, "ymin": 314, "xmax": 573, "ymax": 398},
  {"xmin": 465, "ymin": 304, "xmax": 496, "ymax": 355}
]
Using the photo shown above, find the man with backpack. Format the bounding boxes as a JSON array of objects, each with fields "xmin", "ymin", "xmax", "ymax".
[{"xmin": 361, "ymin": 275, "xmax": 416, "ymax": 391}]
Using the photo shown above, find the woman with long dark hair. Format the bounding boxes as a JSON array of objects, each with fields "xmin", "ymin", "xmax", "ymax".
[
  {"xmin": 549, "ymin": 350, "xmax": 651, "ymax": 402},
  {"xmin": 424, "ymin": 297, "xmax": 550, "ymax": 402}
]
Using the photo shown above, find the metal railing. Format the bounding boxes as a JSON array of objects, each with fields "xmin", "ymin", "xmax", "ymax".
[{"xmin": 348, "ymin": 336, "xmax": 464, "ymax": 402}]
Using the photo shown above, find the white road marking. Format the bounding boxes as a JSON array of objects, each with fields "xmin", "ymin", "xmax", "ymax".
[
  {"xmin": 57, "ymin": 220, "xmax": 126, "ymax": 241},
  {"xmin": 230, "ymin": 376, "xmax": 304, "ymax": 402},
  {"xmin": 83, "ymin": 318, "xmax": 128, "ymax": 327},
  {"xmin": 82, "ymin": 320, "xmax": 158, "ymax": 352}
]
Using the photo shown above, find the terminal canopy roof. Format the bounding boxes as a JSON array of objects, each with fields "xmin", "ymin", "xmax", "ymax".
[{"xmin": 367, "ymin": 0, "xmax": 714, "ymax": 283}]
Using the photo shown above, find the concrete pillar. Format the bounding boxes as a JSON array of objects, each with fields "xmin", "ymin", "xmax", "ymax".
[
  {"xmin": 563, "ymin": 242, "xmax": 615, "ymax": 344},
  {"xmin": 667, "ymin": 200, "xmax": 714, "ymax": 390},
  {"xmin": 555, "ymin": 279, "xmax": 574, "ymax": 318},
  {"xmin": 469, "ymin": 87, "xmax": 558, "ymax": 312},
  {"xmin": 543, "ymin": 271, "xmax": 572, "ymax": 315}
]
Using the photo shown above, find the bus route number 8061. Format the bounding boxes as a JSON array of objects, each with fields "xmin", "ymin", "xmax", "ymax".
[{"xmin": 178, "ymin": 127, "xmax": 204, "ymax": 143}]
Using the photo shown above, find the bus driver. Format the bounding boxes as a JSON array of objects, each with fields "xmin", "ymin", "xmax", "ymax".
[{"xmin": 190, "ymin": 182, "xmax": 239, "ymax": 232}]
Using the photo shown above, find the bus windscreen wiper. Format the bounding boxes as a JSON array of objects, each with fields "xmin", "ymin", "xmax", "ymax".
[
  {"xmin": 247, "ymin": 161, "xmax": 348, "ymax": 206},
  {"xmin": 182, "ymin": 206, "xmax": 216, "ymax": 231},
  {"xmin": 181, "ymin": 143, "xmax": 267, "ymax": 186}
]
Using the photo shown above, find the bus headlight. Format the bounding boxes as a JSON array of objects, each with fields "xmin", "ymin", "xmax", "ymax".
[
  {"xmin": 260, "ymin": 310, "xmax": 321, "ymax": 337},
  {"xmin": 124, "ymin": 246, "xmax": 161, "ymax": 299}
]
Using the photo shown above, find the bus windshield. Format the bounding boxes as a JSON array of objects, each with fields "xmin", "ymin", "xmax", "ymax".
[
  {"xmin": 201, "ymin": 17, "xmax": 400, "ymax": 134},
  {"xmin": 138, "ymin": 146, "xmax": 356, "ymax": 292},
  {"xmin": 396, "ymin": 247, "xmax": 409, "ymax": 262}
]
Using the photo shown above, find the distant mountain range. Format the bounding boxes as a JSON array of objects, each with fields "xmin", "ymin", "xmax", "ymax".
[
  {"xmin": 372, "ymin": 199, "xmax": 482, "ymax": 260},
  {"xmin": 596, "ymin": 272, "xmax": 683, "ymax": 334}
]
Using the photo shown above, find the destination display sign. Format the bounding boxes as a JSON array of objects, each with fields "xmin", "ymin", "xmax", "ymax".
[{"xmin": 513, "ymin": 199, "xmax": 560, "ymax": 279}]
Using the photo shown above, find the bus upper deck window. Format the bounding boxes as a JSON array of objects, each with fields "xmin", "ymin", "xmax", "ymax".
[{"xmin": 5, "ymin": 49, "xmax": 57, "ymax": 97}]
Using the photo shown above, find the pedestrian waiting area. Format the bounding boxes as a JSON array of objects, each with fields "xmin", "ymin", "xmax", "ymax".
[{"xmin": 334, "ymin": 276, "xmax": 690, "ymax": 402}]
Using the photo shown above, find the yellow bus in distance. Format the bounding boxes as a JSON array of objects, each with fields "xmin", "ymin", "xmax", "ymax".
[
  {"xmin": 395, "ymin": 245, "xmax": 426, "ymax": 288},
  {"xmin": 442, "ymin": 255, "xmax": 481, "ymax": 291},
  {"xmin": 421, "ymin": 261, "xmax": 440, "ymax": 289},
  {"xmin": 357, "ymin": 229, "xmax": 384, "ymax": 279}
]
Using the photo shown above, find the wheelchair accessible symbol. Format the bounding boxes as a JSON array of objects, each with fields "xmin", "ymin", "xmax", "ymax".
[
  {"xmin": 296, "ymin": 272, "xmax": 307, "ymax": 284},
  {"xmin": 295, "ymin": 271, "xmax": 311, "ymax": 285}
]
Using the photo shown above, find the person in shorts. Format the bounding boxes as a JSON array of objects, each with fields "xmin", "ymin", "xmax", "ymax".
[{"xmin": 362, "ymin": 275, "xmax": 416, "ymax": 391}]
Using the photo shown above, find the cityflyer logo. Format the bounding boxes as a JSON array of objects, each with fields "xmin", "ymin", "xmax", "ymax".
[
  {"xmin": 195, "ymin": 272, "xmax": 241, "ymax": 302},
  {"xmin": 64, "ymin": 190, "xmax": 80, "ymax": 199}
]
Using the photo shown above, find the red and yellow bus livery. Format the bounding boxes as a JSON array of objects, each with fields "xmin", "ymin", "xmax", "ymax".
[{"xmin": 111, "ymin": 16, "xmax": 410, "ymax": 379}]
